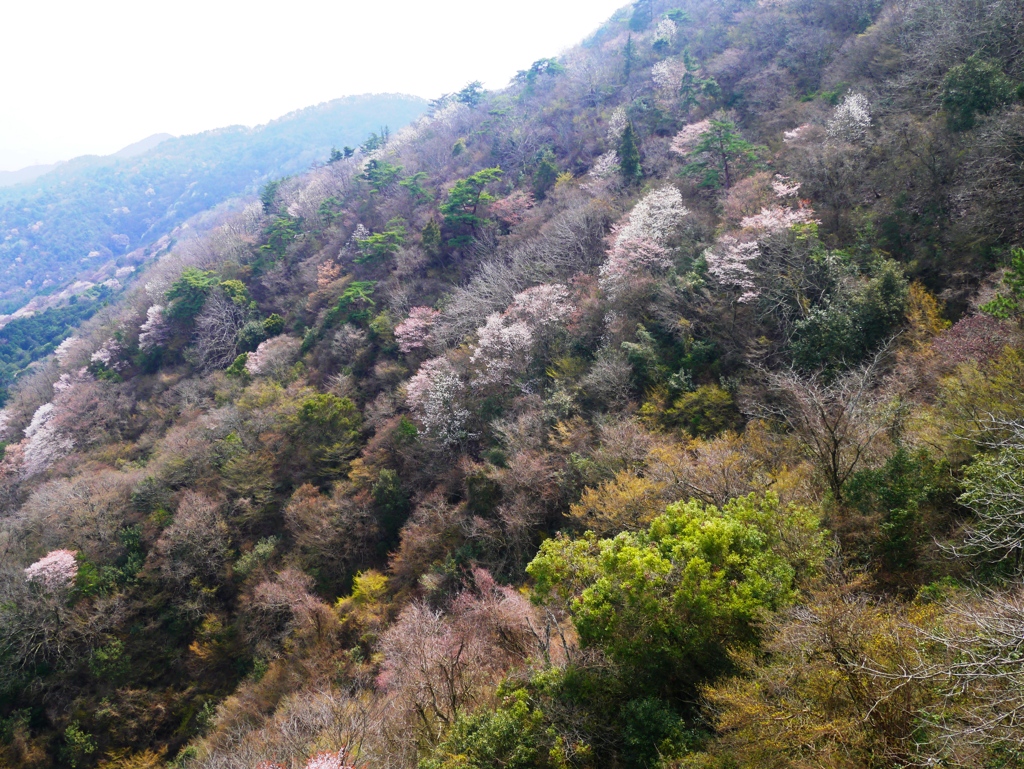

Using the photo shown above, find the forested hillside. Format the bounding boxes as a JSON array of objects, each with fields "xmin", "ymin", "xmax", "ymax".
[
  {"xmin": 2, "ymin": 1, "xmax": 1024, "ymax": 767},
  {"xmin": 0, "ymin": 94, "xmax": 427, "ymax": 314}
]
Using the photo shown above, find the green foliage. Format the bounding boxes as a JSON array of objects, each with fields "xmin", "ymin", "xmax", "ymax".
[
  {"xmin": 219, "ymin": 279, "xmax": 251, "ymax": 307},
  {"xmin": 942, "ymin": 56, "xmax": 1018, "ymax": 132},
  {"xmin": 623, "ymin": 35, "xmax": 639, "ymax": 81},
  {"xmin": 363, "ymin": 159, "xmax": 404, "ymax": 194},
  {"xmin": 618, "ymin": 122, "xmax": 643, "ymax": 183},
  {"xmin": 262, "ymin": 313, "xmax": 285, "ymax": 336},
  {"xmin": 619, "ymin": 698, "xmax": 692, "ymax": 769},
  {"xmin": 165, "ymin": 268, "xmax": 220, "ymax": 322},
  {"xmin": 234, "ymin": 536, "xmax": 278, "ymax": 579},
  {"xmin": 259, "ymin": 179, "xmax": 281, "ymax": 213},
  {"xmin": 356, "ymin": 217, "xmax": 407, "ymax": 264},
  {"xmin": 532, "ymin": 148, "xmax": 560, "ymax": 200},
  {"xmin": 629, "ymin": 0, "xmax": 654, "ymax": 31},
  {"xmin": 457, "ymin": 81, "xmax": 486, "ymax": 107},
  {"xmin": 420, "ymin": 689, "xmax": 547, "ymax": 769},
  {"xmin": 422, "ymin": 219, "xmax": 442, "ymax": 256},
  {"xmin": 980, "ymin": 247, "xmax": 1024, "ymax": 319},
  {"xmin": 60, "ymin": 721, "xmax": 96, "ymax": 768},
  {"xmin": 235, "ymin": 321, "xmax": 267, "ymax": 353},
  {"xmin": 791, "ymin": 258, "xmax": 909, "ymax": 372},
  {"xmin": 680, "ymin": 118, "xmax": 761, "ymax": 189},
  {"xmin": 373, "ymin": 468, "xmax": 411, "ymax": 542},
  {"xmin": 399, "ymin": 172, "xmax": 433, "ymax": 205},
  {"xmin": 514, "ymin": 59, "xmax": 566, "ymax": 89},
  {"xmin": 664, "ymin": 385, "xmax": 739, "ymax": 437},
  {"xmin": 528, "ymin": 493, "xmax": 824, "ymax": 695},
  {"xmin": 258, "ymin": 215, "xmax": 301, "ymax": 262},
  {"xmin": 292, "ymin": 393, "xmax": 363, "ymax": 479},
  {"xmin": 440, "ymin": 168, "xmax": 503, "ymax": 247},
  {"xmin": 225, "ymin": 353, "xmax": 249, "ymax": 379},
  {"xmin": 845, "ymin": 448, "xmax": 950, "ymax": 576}
]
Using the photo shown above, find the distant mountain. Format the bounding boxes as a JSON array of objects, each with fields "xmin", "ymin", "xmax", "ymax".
[
  {"xmin": 0, "ymin": 162, "xmax": 60, "ymax": 188},
  {"xmin": 0, "ymin": 93, "xmax": 428, "ymax": 313},
  {"xmin": 112, "ymin": 132, "xmax": 175, "ymax": 159}
]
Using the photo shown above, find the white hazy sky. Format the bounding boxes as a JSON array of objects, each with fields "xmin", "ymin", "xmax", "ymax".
[{"xmin": 0, "ymin": 0, "xmax": 628, "ymax": 171}]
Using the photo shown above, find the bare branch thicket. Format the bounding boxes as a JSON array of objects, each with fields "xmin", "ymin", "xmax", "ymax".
[
  {"xmin": 755, "ymin": 345, "xmax": 897, "ymax": 501},
  {"xmin": 191, "ymin": 291, "xmax": 250, "ymax": 371}
]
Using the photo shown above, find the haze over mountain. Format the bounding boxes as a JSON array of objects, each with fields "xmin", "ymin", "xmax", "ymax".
[
  {"xmin": 0, "ymin": 94, "xmax": 427, "ymax": 315},
  {"xmin": 2, "ymin": 1, "xmax": 1024, "ymax": 768}
]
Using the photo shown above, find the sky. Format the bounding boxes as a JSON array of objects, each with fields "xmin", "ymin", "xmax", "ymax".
[{"xmin": 0, "ymin": 0, "xmax": 628, "ymax": 171}]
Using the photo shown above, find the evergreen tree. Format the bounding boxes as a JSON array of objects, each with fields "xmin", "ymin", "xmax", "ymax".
[
  {"xmin": 623, "ymin": 35, "xmax": 638, "ymax": 81},
  {"xmin": 619, "ymin": 121, "xmax": 643, "ymax": 183}
]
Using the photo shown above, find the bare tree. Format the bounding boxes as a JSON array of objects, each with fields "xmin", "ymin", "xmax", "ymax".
[
  {"xmin": 756, "ymin": 349, "xmax": 895, "ymax": 501},
  {"xmin": 191, "ymin": 291, "xmax": 249, "ymax": 371}
]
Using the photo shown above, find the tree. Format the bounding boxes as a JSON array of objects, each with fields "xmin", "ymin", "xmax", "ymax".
[
  {"xmin": 760, "ymin": 351, "xmax": 893, "ymax": 502},
  {"xmin": 629, "ymin": 0, "xmax": 653, "ymax": 31},
  {"xmin": 528, "ymin": 493, "xmax": 824, "ymax": 696},
  {"xmin": 980, "ymin": 247, "xmax": 1024, "ymax": 320},
  {"xmin": 355, "ymin": 217, "xmax": 407, "ymax": 264},
  {"xmin": 623, "ymin": 35, "xmax": 639, "ymax": 81},
  {"xmin": 942, "ymin": 55, "xmax": 1018, "ymax": 132},
  {"xmin": 456, "ymin": 81, "xmax": 486, "ymax": 107},
  {"xmin": 671, "ymin": 117, "xmax": 761, "ymax": 189},
  {"xmin": 165, "ymin": 268, "xmax": 219, "ymax": 323},
  {"xmin": 618, "ymin": 122, "xmax": 643, "ymax": 184},
  {"xmin": 440, "ymin": 168, "xmax": 503, "ymax": 248}
]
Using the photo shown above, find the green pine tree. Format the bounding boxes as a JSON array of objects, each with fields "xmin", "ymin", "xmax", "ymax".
[{"xmin": 619, "ymin": 121, "xmax": 643, "ymax": 183}]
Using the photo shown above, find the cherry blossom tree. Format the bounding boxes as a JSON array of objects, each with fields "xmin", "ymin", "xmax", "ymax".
[
  {"xmin": 245, "ymin": 336, "xmax": 302, "ymax": 378},
  {"xmin": 827, "ymin": 92, "xmax": 872, "ymax": 144},
  {"xmin": 470, "ymin": 313, "xmax": 534, "ymax": 389},
  {"xmin": 488, "ymin": 190, "xmax": 535, "ymax": 229},
  {"xmin": 395, "ymin": 307, "xmax": 440, "ymax": 354},
  {"xmin": 505, "ymin": 284, "xmax": 573, "ymax": 327},
  {"xmin": 406, "ymin": 357, "xmax": 471, "ymax": 448},
  {"xmin": 138, "ymin": 304, "xmax": 170, "ymax": 351},
  {"xmin": 22, "ymin": 402, "xmax": 74, "ymax": 477},
  {"xmin": 24, "ymin": 549, "xmax": 78, "ymax": 589},
  {"xmin": 703, "ymin": 236, "xmax": 761, "ymax": 302}
]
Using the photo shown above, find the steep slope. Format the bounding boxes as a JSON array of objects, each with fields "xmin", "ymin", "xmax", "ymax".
[{"xmin": 1, "ymin": 1, "xmax": 1024, "ymax": 768}]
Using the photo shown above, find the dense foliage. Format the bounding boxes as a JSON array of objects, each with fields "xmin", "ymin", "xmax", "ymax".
[{"xmin": 2, "ymin": 0, "xmax": 1024, "ymax": 768}]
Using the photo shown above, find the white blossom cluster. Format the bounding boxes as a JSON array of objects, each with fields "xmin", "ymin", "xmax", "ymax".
[
  {"xmin": 606, "ymin": 107, "xmax": 628, "ymax": 142},
  {"xmin": 703, "ymin": 236, "xmax": 761, "ymax": 303},
  {"xmin": 24, "ymin": 549, "xmax": 79, "ymax": 589},
  {"xmin": 614, "ymin": 186, "xmax": 690, "ymax": 246},
  {"xmin": 654, "ymin": 18, "xmax": 678, "ymax": 43},
  {"xmin": 405, "ymin": 357, "xmax": 471, "ymax": 448},
  {"xmin": 827, "ymin": 92, "xmax": 872, "ymax": 144},
  {"xmin": 771, "ymin": 174, "xmax": 802, "ymax": 198},
  {"xmin": 652, "ymin": 59, "xmax": 685, "ymax": 90},
  {"xmin": 0, "ymin": 407, "xmax": 10, "ymax": 441},
  {"xmin": 54, "ymin": 336, "xmax": 88, "ymax": 366},
  {"xmin": 505, "ymin": 284, "xmax": 573, "ymax": 327},
  {"xmin": 470, "ymin": 313, "xmax": 535, "ymax": 388},
  {"xmin": 22, "ymin": 402, "xmax": 74, "ymax": 477},
  {"xmin": 588, "ymin": 151, "xmax": 620, "ymax": 182},
  {"xmin": 245, "ymin": 336, "xmax": 302, "ymax": 377},
  {"xmin": 783, "ymin": 124, "xmax": 813, "ymax": 144},
  {"xmin": 395, "ymin": 306, "xmax": 441, "ymax": 354}
]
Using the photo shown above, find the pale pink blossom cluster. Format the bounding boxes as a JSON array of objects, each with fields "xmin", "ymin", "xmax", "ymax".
[
  {"xmin": 22, "ymin": 402, "xmax": 74, "ymax": 477},
  {"xmin": 652, "ymin": 59, "xmax": 685, "ymax": 90},
  {"xmin": 395, "ymin": 306, "xmax": 440, "ymax": 354},
  {"xmin": 90, "ymin": 339, "xmax": 125, "ymax": 371},
  {"xmin": 505, "ymin": 284, "xmax": 573, "ymax": 327},
  {"xmin": 771, "ymin": 174, "xmax": 801, "ymax": 198},
  {"xmin": 303, "ymin": 752, "xmax": 353, "ymax": 769},
  {"xmin": 827, "ymin": 92, "xmax": 871, "ymax": 143},
  {"xmin": 703, "ymin": 236, "xmax": 761, "ymax": 303},
  {"xmin": 0, "ymin": 408, "xmax": 9, "ymax": 441},
  {"xmin": 739, "ymin": 204, "xmax": 818, "ymax": 235},
  {"xmin": 406, "ymin": 357, "xmax": 470, "ymax": 447},
  {"xmin": 600, "ymin": 236, "xmax": 673, "ymax": 298},
  {"xmin": 245, "ymin": 336, "xmax": 301, "ymax": 377},
  {"xmin": 670, "ymin": 120, "xmax": 712, "ymax": 156},
  {"xmin": 783, "ymin": 124, "xmax": 813, "ymax": 144},
  {"xmin": 138, "ymin": 304, "xmax": 170, "ymax": 351},
  {"xmin": 24, "ymin": 549, "xmax": 78, "ymax": 588},
  {"xmin": 488, "ymin": 190, "xmax": 535, "ymax": 228},
  {"xmin": 470, "ymin": 313, "xmax": 534, "ymax": 388},
  {"xmin": 606, "ymin": 107, "xmax": 628, "ymax": 141}
]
